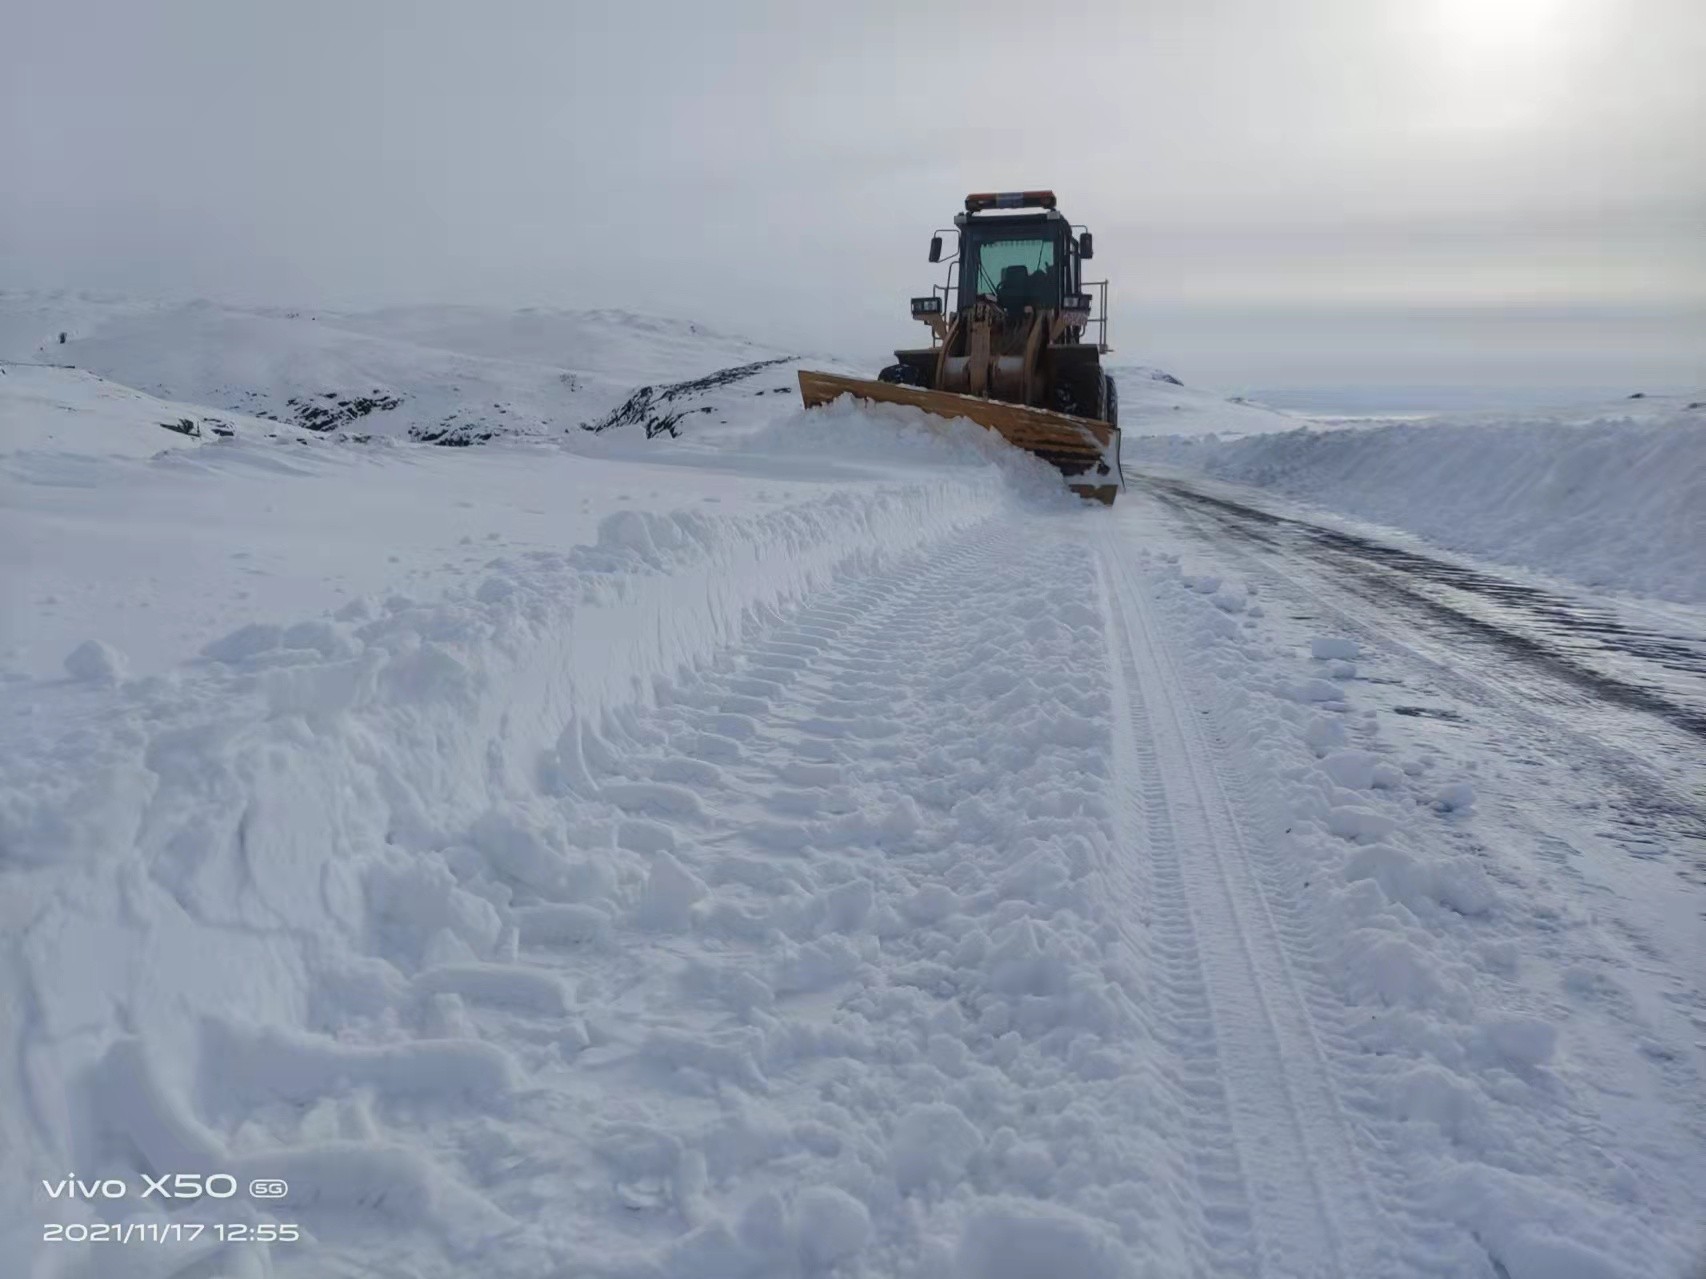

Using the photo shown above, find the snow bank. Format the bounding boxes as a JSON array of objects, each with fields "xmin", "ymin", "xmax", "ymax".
[
  {"xmin": 1129, "ymin": 402, "xmax": 1706, "ymax": 603},
  {"xmin": 737, "ymin": 395, "xmax": 1091, "ymax": 505},
  {"xmin": 0, "ymin": 444, "xmax": 1005, "ymax": 1271}
]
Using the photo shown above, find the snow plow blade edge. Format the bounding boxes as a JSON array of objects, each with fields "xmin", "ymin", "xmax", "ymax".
[{"xmin": 797, "ymin": 370, "xmax": 1121, "ymax": 506}]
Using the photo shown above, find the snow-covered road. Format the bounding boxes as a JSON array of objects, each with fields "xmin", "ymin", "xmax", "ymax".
[
  {"xmin": 1111, "ymin": 476, "xmax": 1706, "ymax": 1278},
  {"xmin": 9, "ymin": 455, "xmax": 1702, "ymax": 1277}
]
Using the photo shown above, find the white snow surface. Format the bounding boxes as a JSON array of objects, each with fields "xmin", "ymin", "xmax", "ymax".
[
  {"xmin": 2, "ymin": 290, "xmax": 838, "ymax": 448},
  {"xmin": 3, "ymin": 295, "xmax": 1703, "ymax": 1279},
  {"xmin": 1103, "ymin": 364, "xmax": 1302, "ymax": 439},
  {"xmin": 1125, "ymin": 398, "xmax": 1706, "ymax": 604}
]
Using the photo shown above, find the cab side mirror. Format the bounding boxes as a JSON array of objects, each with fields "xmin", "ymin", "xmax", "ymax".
[
  {"xmin": 929, "ymin": 235, "xmax": 943, "ymax": 263},
  {"xmin": 1079, "ymin": 232, "xmax": 1094, "ymax": 261}
]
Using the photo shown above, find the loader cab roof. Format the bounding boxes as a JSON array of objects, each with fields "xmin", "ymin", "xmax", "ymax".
[{"xmin": 953, "ymin": 209, "xmax": 1068, "ymax": 229}]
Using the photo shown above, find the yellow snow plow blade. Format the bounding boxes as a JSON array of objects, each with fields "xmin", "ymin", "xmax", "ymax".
[{"xmin": 797, "ymin": 370, "xmax": 1121, "ymax": 505}]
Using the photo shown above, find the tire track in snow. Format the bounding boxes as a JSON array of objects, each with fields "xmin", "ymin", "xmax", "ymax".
[
  {"xmin": 569, "ymin": 546, "xmax": 949, "ymax": 1037},
  {"xmin": 1147, "ymin": 479, "xmax": 1706, "ymax": 1043},
  {"xmin": 384, "ymin": 504, "xmax": 1454, "ymax": 1276},
  {"xmin": 1098, "ymin": 529, "xmax": 1394, "ymax": 1277},
  {"xmin": 1128, "ymin": 480, "xmax": 1706, "ymax": 1272},
  {"xmin": 1174, "ymin": 657, "xmax": 1503, "ymax": 1279},
  {"xmin": 488, "ymin": 518, "xmax": 1250, "ymax": 1274},
  {"xmin": 335, "ymin": 534, "xmax": 977, "ymax": 1267},
  {"xmin": 1094, "ymin": 562, "xmax": 1263, "ymax": 1274},
  {"xmin": 1144, "ymin": 477, "xmax": 1706, "ymax": 844}
]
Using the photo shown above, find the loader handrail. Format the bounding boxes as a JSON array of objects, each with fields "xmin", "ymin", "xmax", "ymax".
[
  {"xmin": 930, "ymin": 258, "xmax": 960, "ymax": 349},
  {"xmin": 1083, "ymin": 279, "xmax": 1110, "ymax": 353}
]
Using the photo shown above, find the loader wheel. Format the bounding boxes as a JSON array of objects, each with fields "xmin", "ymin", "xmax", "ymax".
[
  {"xmin": 878, "ymin": 363, "xmax": 921, "ymax": 386},
  {"xmin": 1100, "ymin": 372, "xmax": 1119, "ymax": 428}
]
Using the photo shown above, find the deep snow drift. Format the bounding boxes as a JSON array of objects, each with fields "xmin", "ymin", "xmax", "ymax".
[
  {"xmin": 1125, "ymin": 397, "xmax": 1706, "ymax": 605},
  {"xmin": 3, "ymin": 293, "xmax": 1703, "ymax": 1279}
]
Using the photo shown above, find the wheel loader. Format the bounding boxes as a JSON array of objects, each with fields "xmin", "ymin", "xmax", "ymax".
[{"xmin": 798, "ymin": 190, "xmax": 1121, "ymax": 504}]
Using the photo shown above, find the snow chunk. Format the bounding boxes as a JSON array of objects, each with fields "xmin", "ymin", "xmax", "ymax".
[
  {"xmin": 514, "ymin": 903, "xmax": 611, "ymax": 948},
  {"xmin": 63, "ymin": 638, "xmax": 127, "ymax": 683},
  {"xmin": 1287, "ymin": 678, "xmax": 1344, "ymax": 703},
  {"xmin": 1370, "ymin": 761, "xmax": 1405, "ymax": 789},
  {"xmin": 1344, "ymin": 844, "xmax": 1428, "ymax": 908},
  {"xmin": 469, "ymin": 811, "xmax": 565, "ymax": 890},
  {"xmin": 1432, "ymin": 781, "xmax": 1476, "ymax": 812},
  {"xmin": 412, "ymin": 963, "xmax": 571, "ymax": 1015},
  {"xmin": 1345, "ymin": 844, "xmax": 1499, "ymax": 918},
  {"xmin": 1212, "ymin": 585, "xmax": 1247, "ymax": 613},
  {"xmin": 202, "ymin": 621, "xmax": 285, "ymax": 663},
  {"xmin": 1003, "ymin": 1141, "xmax": 1056, "ymax": 1194},
  {"xmin": 794, "ymin": 1185, "xmax": 871, "ymax": 1269},
  {"xmin": 207, "ymin": 1021, "xmax": 518, "ymax": 1105},
  {"xmin": 1479, "ymin": 1016, "xmax": 1557, "ymax": 1068},
  {"xmin": 634, "ymin": 852, "xmax": 708, "ymax": 931},
  {"xmin": 903, "ymin": 883, "xmax": 960, "ymax": 924},
  {"xmin": 1304, "ymin": 714, "xmax": 1347, "ymax": 757},
  {"xmin": 1431, "ymin": 858, "xmax": 1498, "ymax": 916},
  {"xmin": 1326, "ymin": 806, "xmax": 1396, "ymax": 843},
  {"xmin": 1491, "ymin": 1225, "xmax": 1631, "ymax": 1279},
  {"xmin": 953, "ymin": 1198, "xmax": 1136, "ymax": 1279},
  {"xmin": 891, "ymin": 1102, "xmax": 984, "ymax": 1194},
  {"xmin": 281, "ymin": 619, "xmax": 354, "ymax": 656},
  {"xmin": 1394, "ymin": 1063, "xmax": 1489, "ymax": 1150},
  {"xmin": 1320, "ymin": 749, "xmax": 1379, "ymax": 790},
  {"xmin": 1346, "ymin": 934, "xmax": 1442, "ymax": 1008},
  {"xmin": 738, "ymin": 1190, "xmax": 790, "ymax": 1255},
  {"xmin": 1311, "ymin": 636, "xmax": 1360, "ymax": 660}
]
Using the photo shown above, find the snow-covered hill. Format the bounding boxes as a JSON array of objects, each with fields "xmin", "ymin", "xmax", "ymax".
[
  {"xmin": 3, "ymin": 293, "xmax": 1300, "ymax": 449},
  {"xmin": 1, "ymin": 292, "xmax": 838, "ymax": 448},
  {"xmin": 0, "ymin": 363, "xmax": 314, "ymax": 458}
]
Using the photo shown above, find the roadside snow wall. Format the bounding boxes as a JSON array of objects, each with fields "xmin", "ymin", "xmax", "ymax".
[{"xmin": 1128, "ymin": 409, "xmax": 1706, "ymax": 604}]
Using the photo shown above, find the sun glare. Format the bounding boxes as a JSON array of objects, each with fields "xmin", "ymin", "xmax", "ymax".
[
  {"xmin": 1430, "ymin": 0, "xmax": 1568, "ymax": 56},
  {"xmin": 1410, "ymin": 0, "xmax": 1595, "ymax": 131}
]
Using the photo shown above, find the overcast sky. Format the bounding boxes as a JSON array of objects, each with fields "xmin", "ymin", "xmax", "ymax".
[{"xmin": 5, "ymin": 0, "xmax": 1703, "ymax": 404}]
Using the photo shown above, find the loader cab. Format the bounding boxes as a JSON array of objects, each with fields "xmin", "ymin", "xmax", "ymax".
[
  {"xmin": 912, "ymin": 190, "xmax": 1108, "ymax": 353},
  {"xmin": 955, "ymin": 212, "xmax": 1077, "ymax": 318}
]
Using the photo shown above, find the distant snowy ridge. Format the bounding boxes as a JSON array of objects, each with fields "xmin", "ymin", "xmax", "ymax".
[
  {"xmin": 4, "ymin": 292, "xmax": 1302, "ymax": 450},
  {"xmin": 0, "ymin": 293, "xmax": 819, "ymax": 450},
  {"xmin": 1104, "ymin": 363, "xmax": 1303, "ymax": 439},
  {"xmin": 1128, "ymin": 400, "xmax": 1706, "ymax": 604}
]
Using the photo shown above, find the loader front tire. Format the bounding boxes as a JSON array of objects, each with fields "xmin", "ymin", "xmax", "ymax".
[{"xmin": 877, "ymin": 363, "xmax": 922, "ymax": 386}]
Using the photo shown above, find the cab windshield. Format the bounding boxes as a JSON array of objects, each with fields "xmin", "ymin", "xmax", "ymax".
[{"xmin": 966, "ymin": 233, "xmax": 1058, "ymax": 313}]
